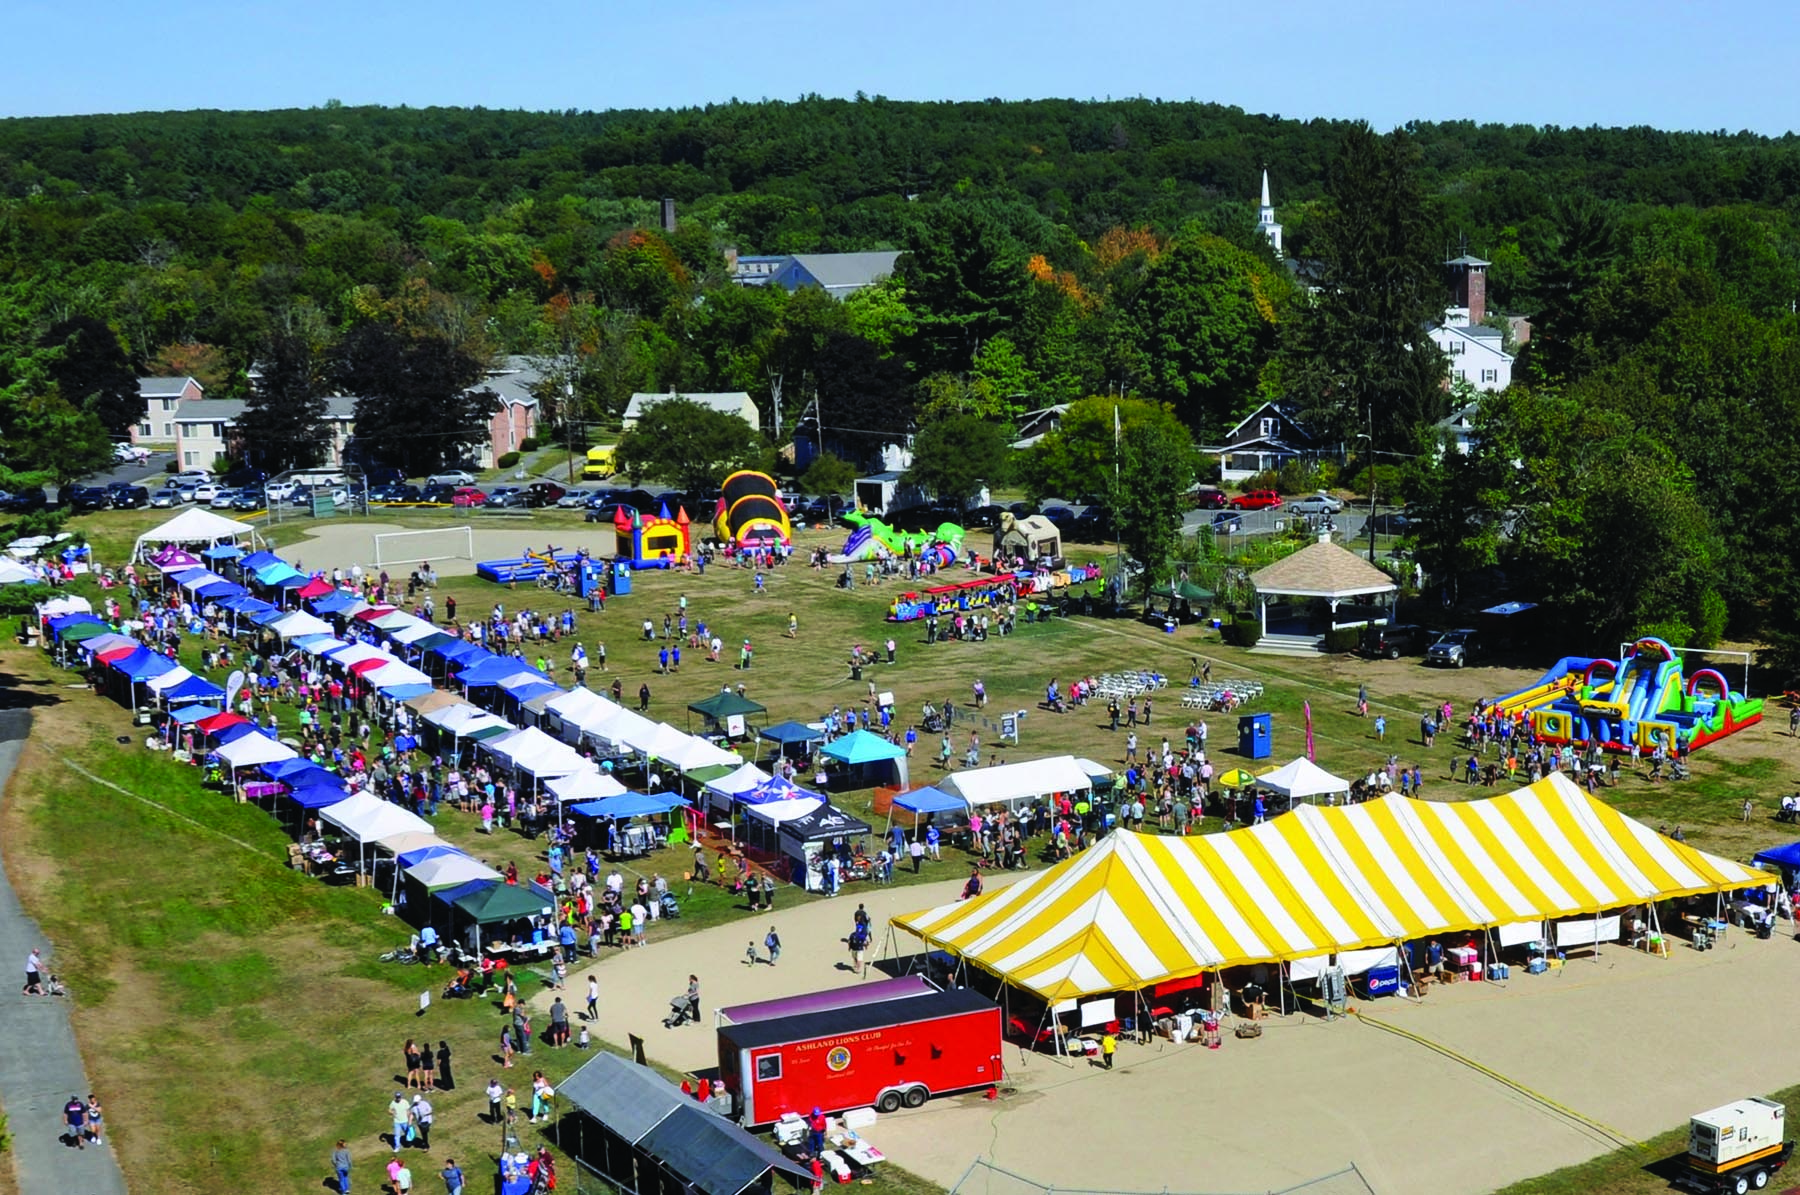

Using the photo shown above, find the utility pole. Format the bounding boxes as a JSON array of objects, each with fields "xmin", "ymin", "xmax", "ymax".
[{"xmin": 1365, "ymin": 408, "xmax": 1378, "ymax": 563}]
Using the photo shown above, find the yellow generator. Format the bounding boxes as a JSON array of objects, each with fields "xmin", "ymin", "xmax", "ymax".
[{"xmin": 1678, "ymin": 1098, "xmax": 1791, "ymax": 1194}]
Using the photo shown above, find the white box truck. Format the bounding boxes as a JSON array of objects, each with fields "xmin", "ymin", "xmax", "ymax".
[{"xmin": 1677, "ymin": 1098, "xmax": 1792, "ymax": 1194}]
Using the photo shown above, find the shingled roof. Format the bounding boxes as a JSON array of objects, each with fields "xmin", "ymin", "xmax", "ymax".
[{"xmin": 1249, "ymin": 541, "xmax": 1396, "ymax": 598}]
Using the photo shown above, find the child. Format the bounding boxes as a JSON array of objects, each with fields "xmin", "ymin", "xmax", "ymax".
[
  {"xmin": 745, "ymin": 940, "xmax": 759, "ymax": 967},
  {"xmin": 576, "ymin": 1025, "xmax": 590, "ymax": 1050}
]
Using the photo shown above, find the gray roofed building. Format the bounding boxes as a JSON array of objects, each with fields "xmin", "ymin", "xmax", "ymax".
[
  {"xmin": 769, "ymin": 251, "xmax": 901, "ymax": 299},
  {"xmin": 139, "ymin": 376, "xmax": 202, "ymax": 399},
  {"xmin": 132, "ymin": 375, "xmax": 206, "ymax": 445}
]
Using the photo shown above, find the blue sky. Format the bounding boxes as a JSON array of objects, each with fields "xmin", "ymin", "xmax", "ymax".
[{"xmin": 7, "ymin": 0, "xmax": 1797, "ymax": 134}]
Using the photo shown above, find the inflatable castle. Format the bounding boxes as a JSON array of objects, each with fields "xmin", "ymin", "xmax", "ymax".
[
  {"xmin": 615, "ymin": 503, "xmax": 692, "ymax": 569},
  {"xmin": 713, "ymin": 471, "xmax": 792, "ymax": 550}
]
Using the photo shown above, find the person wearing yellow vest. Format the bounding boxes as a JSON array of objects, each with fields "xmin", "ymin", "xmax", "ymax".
[{"xmin": 1100, "ymin": 1031, "xmax": 1117, "ymax": 1070}]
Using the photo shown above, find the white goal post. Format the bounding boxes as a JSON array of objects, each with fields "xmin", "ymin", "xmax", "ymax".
[{"xmin": 372, "ymin": 526, "xmax": 475, "ymax": 569}]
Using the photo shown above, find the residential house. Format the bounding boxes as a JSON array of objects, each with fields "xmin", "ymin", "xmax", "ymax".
[
  {"xmin": 724, "ymin": 248, "xmax": 788, "ymax": 287},
  {"xmin": 476, "ymin": 357, "xmax": 542, "ymax": 468},
  {"xmin": 1429, "ymin": 254, "xmax": 1515, "ymax": 392},
  {"xmin": 172, "ymin": 399, "xmax": 246, "ymax": 471},
  {"xmin": 623, "ymin": 389, "xmax": 760, "ymax": 433},
  {"xmin": 1207, "ymin": 402, "xmax": 1318, "ymax": 483},
  {"xmin": 767, "ymin": 251, "xmax": 901, "ymax": 300},
  {"xmin": 132, "ymin": 376, "xmax": 204, "ymax": 446},
  {"xmin": 1010, "ymin": 404, "xmax": 1070, "ymax": 449},
  {"xmin": 1436, "ymin": 401, "xmax": 1479, "ymax": 455}
]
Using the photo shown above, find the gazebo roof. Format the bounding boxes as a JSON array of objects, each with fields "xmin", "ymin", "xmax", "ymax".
[{"xmin": 1249, "ymin": 541, "xmax": 1396, "ymax": 599}]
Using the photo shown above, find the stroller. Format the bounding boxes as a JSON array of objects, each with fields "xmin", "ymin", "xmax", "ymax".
[
  {"xmin": 1669, "ymin": 757, "xmax": 1691, "ymax": 781},
  {"xmin": 659, "ymin": 891, "xmax": 681, "ymax": 920},
  {"xmin": 663, "ymin": 991, "xmax": 700, "ymax": 1028}
]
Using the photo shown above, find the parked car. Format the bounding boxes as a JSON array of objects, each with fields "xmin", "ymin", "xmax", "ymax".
[
  {"xmin": 190, "ymin": 483, "xmax": 223, "ymax": 503},
  {"xmin": 148, "ymin": 487, "xmax": 180, "ymax": 509},
  {"xmin": 171, "ymin": 470, "xmax": 211, "ymax": 487},
  {"xmin": 425, "ymin": 469, "xmax": 475, "ymax": 487},
  {"xmin": 111, "ymin": 442, "xmax": 149, "ymax": 463},
  {"xmin": 420, "ymin": 483, "xmax": 455, "ymax": 505},
  {"xmin": 209, "ymin": 488, "xmax": 244, "ymax": 509},
  {"xmin": 0, "ymin": 488, "xmax": 48, "ymax": 512},
  {"xmin": 1038, "ymin": 505, "xmax": 1077, "ymax": 529},
  {"xmin": 488, "ymin": 487, "xmax": 530, "ymax": 508},
  {"xmin": 1359, "ymin": 623, "xmax": 1429, "ymax": 659},
  {"xmin": 450, "ymin": 486, "xmax": 487, "ymax": 507},
  {"xmin": 370, "ymin": 483, "xmax": 422, "ymax": 503},
  {"xmin": 1229, "ymin": 489, "xmax": 1284, "ymax": 510},
  {"xmin": 1425, "ymin": 629, "xmax": 1481, "ymax": 668},
  {"xmin": 110, "ymin": 485, "xmax": 151, "ymax": 509},
  {"xmin": 1192, "ymin": 487, "xmax": 1229, "ymax": 510},
  {"xmin": 1209, "ymin": 511, "xmax": 1244, "ymax": 534},
  {"xmin": 61, "ymin": 485, "xmax": 111, "ymax": 512},
  {"xmin": 1288, "ymin": 491, "xmax": 1344, "ymax": 515},
  {"xmin": 964, "ymin": 504, "xmax": 1005, "ymax": 528},
  {"xmin": 263, "ymin": 480, "xmax": 298, "ymax": 503},
  {"xmin": 1366, "ymin": 511, "xmax": 1413, "ymax": 536},
  {"xmin": 555, "ymin": 488, "xmax": 593, "ymax": 509},
  {"xmin": 362, "ymin": 465, "xmax": 405, "ymax": 486},
  {"xmin": 525, "ymin": 482, "xmax": 567, "ymax": 507},
  {"xmin": 230, "ymin": 490, "xmax": 265, "ymax": 512},
  {"xmin": 586, "ymin": 501, "xmax": 636, "ymax": 524}
]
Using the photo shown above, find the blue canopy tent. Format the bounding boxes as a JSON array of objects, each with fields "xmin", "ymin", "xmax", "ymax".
[
  {"xmin": 310, "ymin": 591, "xmax": 361, "ymax": 614},
  {"xmin": 398, "ymin": 843, "xmax": 462, "ymax": 869},
  {"xmin": 201, "ymin": 543, "xmax": 242, "ymax": 561},
  {"xmin": 758, "ymin": 720, "xmax": 825, "ymax": 761},
  {"xmin": 213, "ymin": 721, "xmax": 262, "ymax": 745},
  {"xmin": 274, "ymin": 574, "xmax": 309, "ymax": 590},
  {"xmin": 571, "ymin": 792, "xmax": 688, "ymax": 818},
  {"xmin": 884, "ymin": 783, "xmax": 971, "ymax": 841},
  {"xmin": 164, "ymin": 674, "xmax": 227, "ymax": 705},
  {"xmin": 168, "ymin": 566, "xmax": 212, "ymax": 586},
  {"xmin": 286, "ymin": 783, "xmax": 352, "ymax": 809},
  {"xmin": 196, "ymin": 580, "xmax": 247, "ymax": 601},
  {"xmin": 221, "ymin": 595, "xmax": 279, "ymax": 617},
  {"xmin": 263, "ymin": 756, "xmax": 328, "ymax": 782},
  {"xmin": 819, "ymin": 729, "xmax": 909, "ymax": 791},
  {"xmin": 433, "ymin": 640, "xmax": 491, "ymax": 665},
  {"xmin": 1752, "ymin": 843, "xmax": 1800, "ymax": 886},
  {"xmin": 248, "ymin": 605, "xmax": 288, "ymax": 627},
  {"xmin": 169, "ymin": 702, "xmax": 223, "ymax": 723},
  {"xmin": 239, "ymin": 550, "xmax": 283, "ymax": 571},
  {"xmin": 252, "ymin": 562, "xmax": 307, "ymax": 587},
  {"xmin": 458, "ymin": 658, "xmax": 550, "ymax": 689}
]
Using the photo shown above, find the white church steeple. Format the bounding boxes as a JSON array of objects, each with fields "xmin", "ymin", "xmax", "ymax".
[{"xmin": 1257, "ymin": 169, "xmax": 1282, "ymax": 256}]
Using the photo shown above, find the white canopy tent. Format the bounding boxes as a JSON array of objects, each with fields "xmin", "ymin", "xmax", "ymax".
[
  {"xmin": 325, "ymin": 642, "xmax": 396, "ymax": 668},
  {"xmin": 318, "ymin": 792, "xmax": 435, "ymax": 870},
  {"xmin": 743, "ymin": 796, "xmax": 826, "ymax": 826},
  {"xmin": 544, "ymin": 688, "xmax": 613, "ymax": 741},
  {"xmin": 483, "ymin": 725, "xmax": 590, "ymax": 781},
  {"xmin": 941, "ymin": 754, "xmax": 1094, "ymax": 809},
  {"xmin": 269, "ymin": 611, "xmax": 334, "ymax": 640},
  {"xmin": 133, "ymin": 507, "xmax": 261, "ymax": 561},
  {"xmin": 0, "ymin": 559, "xmax": 38, "ymax": 584},
  {"xmin": 702, "ymin": 762, "xmax": 775, "ymax": 814},
  {"xmin": 545, "ymin": 768, "xmax": 629, "ymax": 811},
  {"xmin": 573, "ymin": 702, "xmax": 661, "ymax": 752},
  {"xmin": 144, "ymin": 666, "xmax": 196, "ymax": 695},
  {"xmin": 374, "ymin": 830, "xmax": 450, "ymax": 857},
  {"xmin": 1255, "ymin": 757, "xmax": 1352, "ymax": 803},
  {"xmin": 424, "ymin": 704, "xmax": 515, "ymax": 742},
  {"xmin": 216, "ymin": 733, "xmax": 298, "ymax": 770},
  {"xmin": 406, "ymin": 853, "xmax": 502, "ymax": 889},
  {"xmin": 365, "ymin": 660, "xmax": 434, "ymax": 691},
  {"xmin": 36, "ymin": 595, "xmax": 92, "ymax": 618}
]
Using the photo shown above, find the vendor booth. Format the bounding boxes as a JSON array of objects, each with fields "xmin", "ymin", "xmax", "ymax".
[
  {"xmin": 687, "ymin": 689, "xmax": 767, "ymax": 740},
  {"xmin": 758, "ymin": 720, "xmax": 824, "ymax": 762},
  {"xmin": 1254, "ymin": 756, "xmax": 1351, "ymax": 808},
  {"xmin": 819, "ymin": 729, "xmax": 908, "ymax": 790},
  {"xmin": 780, "ymin": 804, "xmax": 875, "ymax": 892},
  {"xmin": 940, "ymin": 754, "xmax": 1092, "ymax": 810},
  {"xmin": 451, "ymin": 880, "xmax": 557, "ymax": 956}
]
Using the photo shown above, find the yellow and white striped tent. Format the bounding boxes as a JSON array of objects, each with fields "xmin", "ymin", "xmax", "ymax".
[{"xmin": 891, "ymin": 773, "xmax": 1771, "ymax": 1001}]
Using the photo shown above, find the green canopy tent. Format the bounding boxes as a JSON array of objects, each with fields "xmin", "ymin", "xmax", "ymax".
[
  {"xmin": 1148, "ymin": 578, "xmax": 1216, "ymax": 623},
  {"xmin": 452, "ymin": 880, "xmax": 556, "ymax": 953},
  {"xmin": 686, "ymin": 689, "xmax": 767, "ymax": 740}
]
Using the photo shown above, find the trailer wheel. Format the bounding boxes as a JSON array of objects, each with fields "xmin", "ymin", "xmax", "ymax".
[
  {"xmin": 1731, "ymin": 1173, "xmax": 1750, "ymax": 1195},
  {"xmin": 1752, "ymin": 1168, "xmax": 1769, "ymax": 1190},
  {"xmin": 876, "ymin": 1090, "xmax": 904, "ymax": 1114},
  {"xmin": 902, "ymin": 1085, "xmax": 929, "ymax": 1109}
]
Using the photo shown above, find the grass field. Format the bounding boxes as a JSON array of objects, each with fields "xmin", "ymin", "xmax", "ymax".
[{"xmin": 4, "ymin": 505, "xmax": 1797, "ymax": 1192}]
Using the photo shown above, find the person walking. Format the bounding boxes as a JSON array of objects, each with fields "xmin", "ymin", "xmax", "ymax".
[
  {"xmin": 909, "ymin": 836, "xmax": 926, "ymax": 873},
  {"xmin": 393, "ymin": 1159, "xmax": 413, "ymax": 1195},
  {"xmin": 387, "ymin": 1091, "xmax": 411, "ymax": 1150},
  {"xmin": 410, "ymin": 1093, "xmax": 434, "ymax": 1150},
  {"xmin": 332, "ymin": 1139, "xmax": 353, "ymax": 1193},
  {"xmin": 586, "ymin": 974, "xmax": 600, "ymax": 1022},
  {"xmin": 1374, "ymin": 715, "xmax": 1386, "ymax": 742},
  {"xmin": 1101, "ymin": 1031, "xmax": 1117, "ymax": 1070},
  {"xmin": 1744, "ymin": 797, "xmax": 1755, "ymax": 823},
  {"xmin": 486, "ymin": 1078, "xmax": 504, "ymax": 1125},
  {"xmin": 766, "ymin": 926, "xmax": 782, "ymax": 966},
  {"xmin": 63, "ymin": 1094, "xmax": 86, "ymax": 1149},
  {"xmin": 440, "ymin": 1158, "xmax": 465, "ymax": 1195},
  {"xmin": 24, "ymin": 946, "xmax": 43, "ymax": 996},
  {"xmin": 1357, "ymin": 683, "xmax": 1369, "ymax": 717}
]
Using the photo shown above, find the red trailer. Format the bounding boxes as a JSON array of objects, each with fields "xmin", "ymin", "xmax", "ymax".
[{"xmin": 718, "ymin": 987, "xmax": 1003, "ymax": 1126}]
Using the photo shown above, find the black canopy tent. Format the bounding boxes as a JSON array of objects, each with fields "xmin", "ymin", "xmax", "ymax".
[
  {"xmin": 778, "ymin": 805, "xmax": 875, "ymax": 892},
  {"xmin": 558, "ymin": 1051, "xmax": 811, "ymax": 1195}
]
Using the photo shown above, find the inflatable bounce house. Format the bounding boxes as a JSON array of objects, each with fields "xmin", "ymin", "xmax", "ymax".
[
  {"xmin": 615, "ymin": 503, "xmax": 691, "ymax": 569},
  {"xmin": 714, "ymin": 471, "xmax": 793, "ymax": 550},
  {"xmin": 1488, "ymin": 635, "xmax": 1763, "ymax": 753},
  {"xmin": 834, "ymin": 511, "xmax": 965, "ymax": 565}
]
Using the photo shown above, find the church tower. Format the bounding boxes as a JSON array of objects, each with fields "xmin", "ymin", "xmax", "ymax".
[{"xmin": 1256, "ymin": 170, "xmax": 1282, "ymax": 256}]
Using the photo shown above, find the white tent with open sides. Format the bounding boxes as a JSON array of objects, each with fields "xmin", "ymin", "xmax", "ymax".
[
  {"xmin": 941, "ymin": 754, "xmax": 1094, "ymax": 809},
  {"xmin": 134, "ymin": 507, "xmax": 261, "ymax": 561},
  {"xmin": 1256, "ymin": 757, "xmax": 1352, "ymax": 803}
]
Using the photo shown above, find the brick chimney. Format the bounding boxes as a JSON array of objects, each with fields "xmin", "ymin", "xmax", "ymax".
[{"xmin": 1446, "ymin": 252, "xmax": 1490, "ymax": 325}]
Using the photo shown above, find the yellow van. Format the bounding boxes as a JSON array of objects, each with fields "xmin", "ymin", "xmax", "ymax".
[{"xmin": 582, "ymin": 445, "xmax": 616, "ymax": 480}]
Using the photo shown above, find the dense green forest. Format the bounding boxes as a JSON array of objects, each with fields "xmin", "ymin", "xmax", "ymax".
[{"xmin": 4, "ymin": 97, "xmax": 1800, "ymax": 667}]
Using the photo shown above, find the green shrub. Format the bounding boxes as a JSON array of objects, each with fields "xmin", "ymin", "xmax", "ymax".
[
  {"xmin": 519, "ymin": 436, "xmax": 540, "ymax": 452},
  {"xmin": 1324, "ymin": 627, "xmax": 1360, "ymax": 654},
  {"xmin": 1226, "ymin": 617, "xmax": 1262, "ymax": 648},
  {"xmin": 1344, "ymin": 463, "xmax": 1402, "ymax": 498},
  {"xmin": 164, "ymin": 460, "xmax": 178, "ymax": 473},
  {"xmin": 496, "ymin": 451, "xmax": 521, "ymax": 469},
  {"xmin": 1240, "ymin": 459, "xmax": 1331, "ymax": 495}
]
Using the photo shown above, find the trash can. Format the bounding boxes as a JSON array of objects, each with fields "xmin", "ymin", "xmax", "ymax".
[
  {"xmin": 612, "ymin": 560, "xmax": 632, "ymax": 596},
  {"xmin": 1237, "ymin": 712, "xmax": 1272, "ymax": 760}
]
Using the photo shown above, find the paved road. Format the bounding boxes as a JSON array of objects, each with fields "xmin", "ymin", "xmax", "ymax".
[{"xmin": 0, "ymin": 711, "xmax": 127, "ymax": 1195}]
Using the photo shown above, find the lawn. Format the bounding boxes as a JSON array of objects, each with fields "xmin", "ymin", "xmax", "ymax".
[{"xmin": 4, "ymin": 506, "xmax": 1796, "ymax": 1192}]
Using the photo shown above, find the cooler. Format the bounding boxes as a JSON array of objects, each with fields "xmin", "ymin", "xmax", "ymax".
[
  {"xmin": 1365, "ymin": 965, "xmax": 1400, "ymax": 998},
  {"xmin": 1468, "ymin": 961, "xmax": 1483, "ymax": 981},
  {"xmin": 1526, "ymin": 958, "xmax": 1547, "ymax": 974},
  {"xmin": 1447, "ymin": 945, "xmax": 1478, "ymax": 970}
]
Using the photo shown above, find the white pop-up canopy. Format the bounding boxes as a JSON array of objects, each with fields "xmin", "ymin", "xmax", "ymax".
[
  {"xmin": 545, "ymin": 687, "xmax": 611, "ymax": 737},
  {"xmin": 319, "ymin": 792, "xmax": 432, "ymax": 844},
  {"xmin": 269, "ymin": 611, "xmax": 334, "ymax": 640},
  {"xmin": 406, "ymin": 853, "xmax": 502, "ymax": 889},
  {"xmin": 484, "ymin": 726, "xmax": 590, "ymax": 780},
  {"xmin": 325, "ymin": 642, "xmax": 396, "ymax": 668},
  {"xmin": 545, "ymin": 768, "xmax": 628, "ymax": 808},
  {"xmin": 134, "ymin": 507, "xmax": 260, "ymax": 560},
  {"xmin": 215, "ymin": 733, "xmax": 298, "ymax": 769},
  {"xmin": 573, "ymin": 702, "xmax": 660, "ymax": 750},
  {"xmin": 942, "ymin": 754, "xmax": 1093, "ymax": 808},
  {"xmin": 743, "ymin": 796, "xmax": 826, "ymax": 826},
  {"xmin": 1255, "ymin": 757, "xmax": 1352, "ymax": 802}
]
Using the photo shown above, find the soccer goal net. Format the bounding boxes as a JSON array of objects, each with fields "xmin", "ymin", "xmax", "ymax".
[{"xmin": 373, "ymin": 525, "xmax": 475, "ymax": 569}]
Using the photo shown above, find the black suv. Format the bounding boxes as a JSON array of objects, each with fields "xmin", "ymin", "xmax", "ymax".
[
  {"xmin": 1359, "ymin": 623, "xmax": 1428, "ymax": 659},
  {"xmin": 0, "ymin": 488, "xmax": 48, "ymax": 513},
  {"xmin": 59, "ymin": 485, "xmax": 111, "ymax": 512},
  {"xmin": 110, "ymin": 485, "xmax": 151, "ymax": 509}
]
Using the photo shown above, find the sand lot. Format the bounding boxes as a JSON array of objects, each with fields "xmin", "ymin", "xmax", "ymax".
[
  {"xmin": 535, "ymin": 883, "xmax": 1800, "ymax": 1195},
  {"xmin": 287, "ymin": 520, "xmax": 617, "ymax": 575}
]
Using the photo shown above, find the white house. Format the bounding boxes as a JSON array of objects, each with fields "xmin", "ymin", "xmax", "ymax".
[
  {"xmin": 622, "ymin": 390, "xmax": 760, "ymax": 432},
  {"xmin": 1207, "ymin": 402, "xmax": 1317, "ymax": 483},
  {"xmin": 1429, "ymin": 253, "xmax": 1515, "ymax": 392},
  {"xmin": 1436, "ymin": 401, "xmax": 1480, "ymax": 455},
  {"xmin": 133, "ymin": 376, "xmax": 205, "ymax": 445}
]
